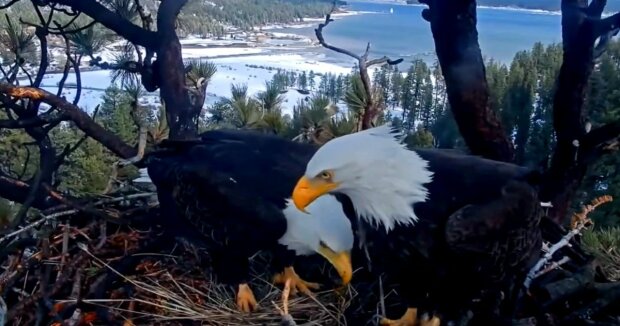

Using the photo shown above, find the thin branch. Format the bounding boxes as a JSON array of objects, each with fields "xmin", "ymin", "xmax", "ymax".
[
  {"xmin": 588, "ymin": 0, "xmax": 607, "ymax": 17},
  {"xmin": 579, "ymin": 120, "xmax": 620, "ymax": 162},
  {"xmin": 18, "ymin": 145, "xmax": 31, "ymax": 179},
  {"xmin": 0, "ymin": 111, "xmax": 66, "ymax": 128},
  {"xmin": 0, "ymin": 83, "xmax": 137, "ymax": 158},
  {"xmin": 594, "ymin": 29, "xmax": 619, "ymax": 59},
  {"xmin": 18, "ymin": 63, "xmax": 34, "ymax": 86},
  {"xmin": 157, "ymin": 0, "xmax": 189, "ymax": 35},
  {"xmin": 525, "ymin": 195, "xmax": 612, "ymax": 289},
  {"xmin": 70, "ymin": 54, "xmax": 82, "ymax": 105},
  {"xmin": 52, "ymin": 0, "xmax": 157, "ymax": 48},
  {"xmin": 0, "ymin": 0, "xmax": 20, "ymax": 9},
  {"xmin": 0, "ymin": 63, "xmax": 9, "ymax": 81},
  {"xmin": 9, "ymin": 146, "xmax": 53, "ymax": 233},
  {"xmin": 0, "ymin": 209, "xmax": 77, "ymax": 244},
  {"xmin": 594, "ymin": 12, "xmax": 620, "ymax": 37},
  {"xmin": 367, "ymin": 56, "xmax": 404, "ymax": 68},
  {"xmin": 52, "ymin": 13, "xmax": 82, "ymax": 32},
  {"xmin": 90, "ymin": 57, "xmax": 142, "ymax": 74},
  {"xmin": 53, "ymin": 105, "xmax": 100, "ymax": 170},
  {"xmin": 0, "ymin": 174, "xmax": 60, "ymax": 210},
  {"xmin": 56, "ymin": 33, "xmax": 73, "ymax": 98},
  {"xmin": 315, "ymin": 14, "xmax": 360, "ymax": 61},
  {"xmin": 5, "ymin": 63, "xmax": 20, "ymax": 84},
  {"xmin": 50, "ymin": 20, "xmax": 97, "ymax": 35},
  {"xmin": 32, "ymin": 27, "xmax": 49, "ymax": 88},
  {"xmin": 50, "ymin": 2, "xmax": 80, "ymax": 17},
  {"xmin": 314, "ymin": 7, "xmax": 402, "ymax": 131}
]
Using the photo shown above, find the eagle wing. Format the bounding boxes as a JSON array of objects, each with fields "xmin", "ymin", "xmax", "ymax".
[
  {"xmin": 146, "ymin": 129, "xmax": 318, "ymax": 244},
  {"xmin": 444, "ymin": 179, "xmax": 543, "ymax": 280}
]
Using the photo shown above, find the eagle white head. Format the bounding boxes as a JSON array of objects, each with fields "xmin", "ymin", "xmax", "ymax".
[
  {"xmin": 291, "ymin": 124, "xmax": 434, "ymax": 232},
  {"xmin": 279, "ymin": 195, "xmax": 354, "ymax": 285}
]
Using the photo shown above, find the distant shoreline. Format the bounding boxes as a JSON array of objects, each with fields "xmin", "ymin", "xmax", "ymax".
[
  {"xmin": 477, "ymin": 5, "xmax": 560, "ymax": 16},
  {"xmin": 349, "ymin": 1, "xmax": 562, "ymax": 16},
  {"xmin": 252, "ymin": 10, "xmax": 369, "ymax": 31}
]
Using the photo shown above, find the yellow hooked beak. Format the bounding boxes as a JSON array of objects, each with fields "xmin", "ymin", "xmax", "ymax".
[
  {"xmin": 292, "ymin": 176, "xmax": 339, "ymax": 212},
  {"xmin": 317, "ymin": 243, "xmax": 353, "ymax": 286}
]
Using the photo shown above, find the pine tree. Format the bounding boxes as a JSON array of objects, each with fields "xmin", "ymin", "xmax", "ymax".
[
  {"xmin": 98, "ymin": 85, "xmax": 137, "ymax": 145},
  {"xmin": 389, "ymin": 66, "xmax": 404, "ymax": 109},
  {"xmin": 503, "ymin": 51, "xmax": 537, "ymax": 164},
  {"xmin": 298, "ymin": 71, "xmax": 308, "ymax": 90},
  {"xmin": 308, "ymin": 70, "xmax": 316, "ymax": 90}
]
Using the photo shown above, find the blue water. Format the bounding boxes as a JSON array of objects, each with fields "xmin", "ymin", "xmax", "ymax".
[{"xmin": 280, "ymin": 1, "xmax": 562, "ymax": 66}]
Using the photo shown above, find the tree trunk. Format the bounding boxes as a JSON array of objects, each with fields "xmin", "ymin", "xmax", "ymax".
[
  {"xmin": 541, "ymin": 0, "xmax": 607, "ymax": 224},
  {"xmin": 157, "ymin": 0, "xmax": 197, "ymax": 140},
  {"xmin": 420, "ymin": 0, "xmax": 515, "ymax": 163}
]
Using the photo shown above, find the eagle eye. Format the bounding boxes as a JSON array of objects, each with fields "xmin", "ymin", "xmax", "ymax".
[{"xmin": 318, "ymin": 171, "xmax": 332, "ymax": 180}]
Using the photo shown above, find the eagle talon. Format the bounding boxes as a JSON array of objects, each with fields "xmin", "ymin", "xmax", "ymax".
[
  {"xmin": 379, "ymin": 308, "xmax": 440, "ymax": 326},
  {"xmin": 236, "ymin": 283, "xmax": 258, "ymax": 313},
  {"xmin": 273, "ymin": 266, "xmax": 320, "ymax": 296}
]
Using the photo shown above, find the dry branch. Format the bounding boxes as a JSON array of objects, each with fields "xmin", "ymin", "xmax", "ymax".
[
  {"xmin": 0, "ymin": 0, "xmax": 19, "ymax": 9},
  {"xmin": 0, "ymin": 189, "xmax": 347, "ymax": 325},
  {"xmin": 525, "ymin": 195, "xmax": 613, "ymax": 289},
  {"xmin": 0, "ymin": 83, "xmax": 137, "ymax": 159},
  {"xmin": 51, "ymin": 0, "xmax": 157, "ymax": 48},
  {"xmin": 0, "ymin": 174, "xmax": 62, "ymax": 211},
  {"xmin": 315, "ymin": 7, "xmax": 403, "ymax": 131}
]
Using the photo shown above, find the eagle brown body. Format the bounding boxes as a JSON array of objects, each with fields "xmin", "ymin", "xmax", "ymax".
[
  {"xmin": 338, "ymin": 149, "xmax": 543, "ymax": 324},
  {"xmin": 291, "ymin": 126, "xmax": 545, "ymax": 325}
]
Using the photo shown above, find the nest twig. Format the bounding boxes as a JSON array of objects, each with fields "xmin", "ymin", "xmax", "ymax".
[
  {"xmin": 525, "ymin": 195, "xmax": 614, "ymax": 288},
  {"xmin": 0, "ymin": 187, "xmax": 349, "ymax": 325}
]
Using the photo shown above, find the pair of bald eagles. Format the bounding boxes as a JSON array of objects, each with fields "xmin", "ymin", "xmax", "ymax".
[{"xmin": 144, "ymin": 124, "xmax": 542, "ymax": 325}]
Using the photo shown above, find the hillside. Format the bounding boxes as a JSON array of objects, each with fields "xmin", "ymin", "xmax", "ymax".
[{"xmin": 176, "ymin": 0, "xmax": 347, "ymax": 36}]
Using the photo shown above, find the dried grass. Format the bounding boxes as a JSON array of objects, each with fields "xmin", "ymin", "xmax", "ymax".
[
  {"xmin": 0, "ymin": 191, "xmax": 356, "ymax": 326},
  {"xmin": 59, "ymin": 243, "xmax": 352, "ymax": 326}
]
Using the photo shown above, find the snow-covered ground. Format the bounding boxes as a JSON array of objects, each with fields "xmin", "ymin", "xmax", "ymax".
[
  {"xmin": 38, "ymin": 52, "xmax": 355, "ymax": 118},
  {"xmin": 31, "ymin": 11, "xmax": 368, "ymax": 119}
]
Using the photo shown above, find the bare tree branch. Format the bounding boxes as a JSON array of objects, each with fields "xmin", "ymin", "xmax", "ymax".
[
  {"xmin": 157, "ymin": 0, "xmax": 188, "ymax": 33},
  {"xmin": 9, "ymin": 138, "xmax": 55, "ymax": 234},
  {"xmin": 315, "ymin": 14, "xmax": 360, "ymax": 60},
  {"xmin": 0, "ymin": 111, "xmax": 66, "ymax": 128},
  {"xmin": 315, "ymin": 9, "xmax": 402, "ymax": 131},
  {"xmin": 0, "ymin": 83, "xmax": 137, "ymax": 158},
  {"xmin": 0, "ymin": 0, "xmax": 19, "ymax": 9},
  {"xmin": 90, "ymin": 57, "xmax": 142, "ymax": 74},
  {"xmin": 367, "ymin": 56, "xmax": 404, "ymax": 68},
  {"xmin": 541, "ymin": 0, "xmax": 620, "ymax": 223},
  {"xmin": 54, "ymin": 106, "xmax": 99, "ymax": 171},
  {"xmin": 588, "ymin": 0, "xmax": 607, "ymax": 17},
  {"xmin": 55, "ymin": 20, "xmax": 97, "ymax": 34},
  {"xmin": 580, "ymin": 121, "xmax": 620, "ymax": 162},
  {"xmin": 51, "ymin": 0, "xmax": 157, "ymax": 48},
  {"xmin": 56, "ymin": 32, "xmax": 73, "ymax": 98},
  {"xmin": 32, "ymin": 27, "xmax": 49, "ymax": 87},
  {"xmin": 0, "ymin": 174, "xmax": 61, "ymax": 210}
]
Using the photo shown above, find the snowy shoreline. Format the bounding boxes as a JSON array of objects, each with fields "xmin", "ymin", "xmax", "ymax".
[{"xmin": 25, "ymin": 9, "xmax": 369, "ymax": 118}]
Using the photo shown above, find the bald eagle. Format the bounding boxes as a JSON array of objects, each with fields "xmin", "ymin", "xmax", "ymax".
[
  {"xmin": 291, "ymin": 124, "xmax": 543, "ymax": 325},
  {"xmin": 144, "ymin": 129, "xmax": 353, "ymax": 313}
]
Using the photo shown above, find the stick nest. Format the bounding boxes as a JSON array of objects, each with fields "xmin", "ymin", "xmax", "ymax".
[{"xmin": 0, "ymin": 190, "xmax": 351, "ymax": 326}]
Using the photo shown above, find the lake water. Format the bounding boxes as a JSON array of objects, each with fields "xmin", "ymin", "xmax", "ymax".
[{"xmin": 278, "ymin": 1, "xmax": 562, "ymax": 66}]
